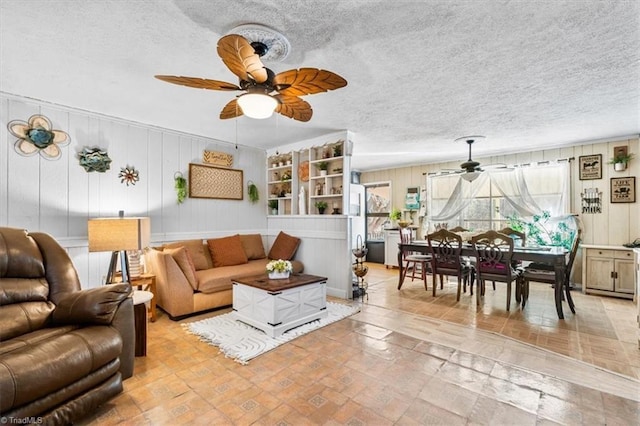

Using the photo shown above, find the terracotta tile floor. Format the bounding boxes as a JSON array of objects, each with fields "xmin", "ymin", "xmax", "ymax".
[{"xmin": 82, "ymin": 264, "xmax": 640, "ymax": 425}]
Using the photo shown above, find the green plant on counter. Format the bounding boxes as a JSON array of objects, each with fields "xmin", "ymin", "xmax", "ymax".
[
  {"xmin": 389, "ymin": 207, "xmax": 402, "ymax": 221},
  {"xmin": 314, "ymin": 201, "xmax": 328, "ymax": 209},
  {"xmin": 174, "ymin": 172, "xmax": 187, "ymax": 204},
  {"xmin": 268, "ymin": 200, "xmax": 278, "ymax": 209},
  {"xmin": 247, "ymin": 181, "xmax": 259, "ymax": 203},
  {"xmin": 507, "ymin": 211, "xmax": 576, "ymax": 251}
]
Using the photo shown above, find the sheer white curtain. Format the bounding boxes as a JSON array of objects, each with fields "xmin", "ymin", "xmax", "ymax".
[
  {"xmin": 427, "ymin": 161, "xmax": 570, "ymax": 225},
  {"xmin": 428, "ymin": 172, "xmax": 490, "ymax": 221}
]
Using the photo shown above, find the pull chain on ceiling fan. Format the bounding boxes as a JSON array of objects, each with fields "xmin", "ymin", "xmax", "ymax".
[{"xmin": 154, "ymin": 25, "xmax": 347, "ymax": 122}]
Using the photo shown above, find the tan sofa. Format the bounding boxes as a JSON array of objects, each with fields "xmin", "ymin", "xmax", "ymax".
[{"xmin": 145, "ymin": 233, "xmax": 303, "ymax": 320}]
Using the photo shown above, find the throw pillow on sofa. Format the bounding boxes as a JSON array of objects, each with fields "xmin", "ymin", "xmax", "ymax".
[
  {"xmin": 207, "ymin": 235, "xmax": 248, "ymax": 267},
  {"xmin": 268, "ymin": 231, "xmax": 301, "ymax": 260},
  {"xmin": 164, "ymin": 246, "xmax": 199, "ymax": 290},
  {"xmin": 164, "ymin": 239, "xmax": 212, "ymax": 270},
  {"xmin": 240, "ymin": 234, "xmax": 267, "ymax": 260}
]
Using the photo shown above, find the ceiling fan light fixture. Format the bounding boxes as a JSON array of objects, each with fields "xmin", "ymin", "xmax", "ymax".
[
  {"xmin": 461, "ymin": 171, "xmax": 481, "ymax": 182},
  {"xmin": 237, "ymin": 93, "xmax": 278, "ymax": 119}
]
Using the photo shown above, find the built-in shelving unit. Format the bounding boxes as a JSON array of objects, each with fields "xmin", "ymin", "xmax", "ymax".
[{"xmin": 267, "ymin": 139, "xmax": 350, "ymax": 216}]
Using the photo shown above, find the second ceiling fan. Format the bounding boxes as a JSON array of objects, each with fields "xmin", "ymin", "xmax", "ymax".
[
  {"xmin": 453, "ymin": 136, "xmax": 507, "ymax": 181},
  {"xmin": 155, "ymin": 32, "xmax": 347, "ymax": 122}
]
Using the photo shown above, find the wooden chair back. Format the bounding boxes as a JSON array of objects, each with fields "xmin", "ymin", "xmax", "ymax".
[
  {"xmin": 499, "ymin": 227, "xmax": 526, "ymax": 247},
  {"xmin": 427, "ymin": 229, "xmax": 463, "ymax": 274},
  {"xmin": 471, "ymin": 230, "xmax": 516, "ymax": 282}
]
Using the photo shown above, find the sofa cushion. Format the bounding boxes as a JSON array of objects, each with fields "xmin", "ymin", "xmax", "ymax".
[
  {"xmin": 240, "ymin": 234, "xmax": 266, "ymax": 260},
  {"xmin": 164, "ymin": 240, "xmax": 212, "ymax": 271},
  {"xmin": 268, "ymin": 231, "xmax": 301, "ymax": 260},
  {"xmin": 196, "ymin": 259, "xmax": 269, "ymax": 294},
  {"xmin": 164, "ymin": 246, "xmax": 198, "ymax": 290},
  {"xmin": 207, "ymin": 235, "xmax": 248, "ymax": 267}
]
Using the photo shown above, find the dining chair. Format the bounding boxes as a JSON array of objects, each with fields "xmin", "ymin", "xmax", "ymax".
[
  {"xmin": 398, "ymin": 227, "xmax": 432, "ymax": 290},
  {"xmin": 471, "ymin": 230, "xmax": 524, "ymax": 311},
  {"xmin": 494, "ymin": 227, "xmax": 527, "ymax": 293},
  {"xmin": 427, "ymin": 229, "xmax": 475, "ymax": 300},
  {"xmin": 521, "ymin": 230, "xmax": 581, "ymax": 311}
]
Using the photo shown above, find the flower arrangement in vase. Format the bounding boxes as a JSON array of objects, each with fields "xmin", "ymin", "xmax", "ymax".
[{"xmin": 266, "ymin": 259, "xmax": 293, "ymax": 279}]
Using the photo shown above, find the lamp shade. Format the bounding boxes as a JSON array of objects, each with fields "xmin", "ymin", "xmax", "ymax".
[
  {"xmin": 237, "ymin": 93, "xmax": 278, "ymax": 119},
  {"xmin": 88, "ymin": 217, "xmax": 151, "ymax": 252}
]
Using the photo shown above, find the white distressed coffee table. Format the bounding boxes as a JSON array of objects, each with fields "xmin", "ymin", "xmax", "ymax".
[{"xmin": 232, "ymin": 273, "xmax": 328, "ymax": 337}]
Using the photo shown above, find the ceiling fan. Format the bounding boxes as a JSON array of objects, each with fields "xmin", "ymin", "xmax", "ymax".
[
  {"xmin": 155, "ymin": 33, "xmax": 347, "ymax": 122},
  {"xmin": 451, "ymin": 136, "xmax": 508, "ymax": 182}
]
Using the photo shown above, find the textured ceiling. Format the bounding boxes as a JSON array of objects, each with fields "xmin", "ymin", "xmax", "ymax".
[{"xmin": 1, "ymin": 0, "xmax": 638, "ymax": 171}]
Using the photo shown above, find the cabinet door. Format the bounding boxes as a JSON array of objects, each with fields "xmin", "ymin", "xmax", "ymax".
[
  {"xmin": 615, "ymin": 259, "xmax": 635, "ymax": 294},
  {"xmin": 586, "ymin": 257, "xmax": 614, "ymax": 291},
  {"xmin": 384, "ymin": 231, "xmax": 400, "ymax": 267}
]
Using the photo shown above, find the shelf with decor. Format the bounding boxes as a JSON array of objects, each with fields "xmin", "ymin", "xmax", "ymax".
[{"xmin": 266, "ymin": 138, "xmax": 350, "ymax": 216}]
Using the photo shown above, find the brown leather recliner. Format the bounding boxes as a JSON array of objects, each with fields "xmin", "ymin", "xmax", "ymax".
[{"xmin": 0, "ymin": 227, "xmax": 135, "ymax": 425}]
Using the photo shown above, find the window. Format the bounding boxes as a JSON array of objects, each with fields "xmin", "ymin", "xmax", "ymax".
[
  {"xmin": 427, "ymin": 162, "xmax": 570, "ymax": 231},
  {"xmin": 365, "ymin": 182, "xmax": 391, "ymax": 241}
]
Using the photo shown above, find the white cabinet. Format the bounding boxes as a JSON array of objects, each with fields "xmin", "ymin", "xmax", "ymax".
[
  {"xmin": 384, "ymin": 228, "xmax": 416, "ymax": 268},
  {"xmin": 582, "ymin": 245, "xmax": 635, "ymax": 299}
]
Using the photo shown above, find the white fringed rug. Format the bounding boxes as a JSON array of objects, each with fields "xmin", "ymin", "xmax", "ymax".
[{"xmin": 183, "ymin": 302, "xmax": 360, "ymax": 364}]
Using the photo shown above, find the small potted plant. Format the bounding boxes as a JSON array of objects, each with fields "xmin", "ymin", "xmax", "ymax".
[
  {"xmin": 315, "ymin": 200, "xmax": 328, "ymax": 214},
  {"xmin": 268, "ymin": 200, "xmax": 278, "ymax": 215},
  {"xmin": 281, "ymin": 170, "xmax": 292, "ymax": 181},
  {"xmin": 389, "ymin": 207, "xmax": 402, "ymax": 228},
  {"xmin": 266, "ymin": 259, "xmax": 293, "ymax": 279},
  {"xmin": 333, "ymin": 143, "xmax": 342, "ymax": 157},
  {"xmin": 317, "ymin": 161, "xmax": 329, "ymax": 176},
  {"xmin": 609, "ymin": 151, "xmax": 634, "ymax": 171}
]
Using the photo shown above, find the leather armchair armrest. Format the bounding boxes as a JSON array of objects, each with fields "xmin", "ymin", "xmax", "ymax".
[{"xmin": 52, "ymin": 283, "xmax": 132, "ymax": 325}]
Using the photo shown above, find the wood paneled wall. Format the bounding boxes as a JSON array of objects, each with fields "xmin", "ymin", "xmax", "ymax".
[
  {"xmin": 360, "ymin": 137, "xmax": 639, "ymax": 284},
  {"xmin": 1, "ymin": 94, "xmax": 268, "ymax": 288}
]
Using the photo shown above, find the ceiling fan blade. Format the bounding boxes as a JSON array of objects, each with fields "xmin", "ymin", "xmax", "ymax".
[
  {"xmin": 217, "ymin": 34, "xmax": 268, "ymax": 84},
  {"xmin": 274, "ymin": 95, "xmax": 313, "ymax": 122},
  {"xmin": 274, "ymin": 68, "xmax": 347, "ymax": 96},
  {"xmin": 155, "ymin": 75, "xmax": 241, "ymax": 91},
  {"xmin": 219, "ymin": 99, "xmax": 244, "ymax": 120}
]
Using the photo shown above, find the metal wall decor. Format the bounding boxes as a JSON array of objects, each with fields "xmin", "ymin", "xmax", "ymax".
[
  {"xmin": 580, "ymin": 188, "xmax": 602, "ymax": 214},
  {"xmin": 578, "ymin": 154, "xmax": 602, "ymax": 180},
  {"xmin": 78, "ymin": 147, "xmax": 112, "ymax": 172},
  {"xmin": 119, "ymin": 165, "xmax": 140, "ymax": 186},
  {"xmin": 189, "ymin": 163, "xmax": 243, "ymax": 200},
  {"xmin": 7, "ymin": 114, "xmax": 70, "ymax": 160}
]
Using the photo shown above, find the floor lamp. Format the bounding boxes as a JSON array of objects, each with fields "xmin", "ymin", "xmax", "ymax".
[{"xmin": 88, "ymin": 216, "xmax": 151, "ymax": 284}]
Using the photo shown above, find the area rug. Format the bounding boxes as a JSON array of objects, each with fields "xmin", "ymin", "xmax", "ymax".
[{"xmin": 183, "ymin": 302, "xmax": 360, "ymax": 364}]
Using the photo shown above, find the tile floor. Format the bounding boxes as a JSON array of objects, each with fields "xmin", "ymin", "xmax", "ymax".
[{"xmin": 82, "ymin": 264, "xmax": 640, "ymax": 425}]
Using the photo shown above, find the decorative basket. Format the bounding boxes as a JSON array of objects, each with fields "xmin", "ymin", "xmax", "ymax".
[{"xmin": 268, "ymin": 271, "xmax": 290, "ymax": 280}]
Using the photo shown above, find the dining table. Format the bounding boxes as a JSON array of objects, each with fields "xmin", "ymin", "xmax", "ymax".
[{"xmin": 397, "ymin": 241, "xmax": 573, "ymax": 319}]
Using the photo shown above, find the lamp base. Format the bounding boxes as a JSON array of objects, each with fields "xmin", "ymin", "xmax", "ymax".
[{"xmin": 105, "ymin": 250, "xmax": 130, "ymax": 284}]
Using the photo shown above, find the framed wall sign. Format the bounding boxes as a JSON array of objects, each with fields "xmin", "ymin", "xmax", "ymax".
[
  {"xmin": 610, "ymin": 177, "xmax": 635, "ymax": 203},
  {"xmin": 189, "ymin": 163, "xmax": 243, "ymax": 200},
  {"xmin": 578, "ymin": 154, "xmax": 602, "ymax": 180}
]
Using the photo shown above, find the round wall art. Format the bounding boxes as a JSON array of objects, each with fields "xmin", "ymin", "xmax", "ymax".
[{"xmin": 7, "ymin": 114, "xmax": 70, "ymax": 160}]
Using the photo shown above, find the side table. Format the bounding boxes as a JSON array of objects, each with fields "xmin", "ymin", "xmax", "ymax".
[
  {"xmin": 130, "ymin": 274, "xmax": 157, "ymax": 322},
  {"xmin": 132, "ymin": 290, "xmax": 153, "ymax": 357}
]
